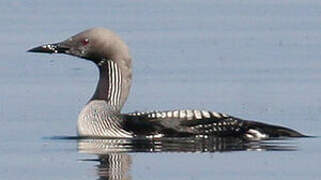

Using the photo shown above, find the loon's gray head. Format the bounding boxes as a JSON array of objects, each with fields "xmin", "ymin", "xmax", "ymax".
[
  {"xmin": 28, "ymin": 27, "xmax": 133, "ymax": 110},
  {"xmin": 28, "ymin": 27, "xmax": 131, "ymax": 65}
]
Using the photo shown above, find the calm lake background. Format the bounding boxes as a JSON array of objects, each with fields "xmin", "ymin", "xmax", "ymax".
[{"xmin": 1, "ymin": 0, "xmax": 321, "ymax": 179}]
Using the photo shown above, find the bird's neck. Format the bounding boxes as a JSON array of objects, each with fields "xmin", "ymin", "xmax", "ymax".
[{"xmin": 91, "ymin": 58, "xmax": 132, "ymax": 111}]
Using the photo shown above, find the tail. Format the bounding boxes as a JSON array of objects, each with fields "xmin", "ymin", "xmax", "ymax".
[{"xmin": 244, "ymin": 120, "xmax": 306, "ymax": 139}]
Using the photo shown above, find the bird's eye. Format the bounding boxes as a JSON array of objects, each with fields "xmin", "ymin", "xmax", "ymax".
[{"xmin": 81, "ymin": 38, "xmax": 89, "ymax": 46}]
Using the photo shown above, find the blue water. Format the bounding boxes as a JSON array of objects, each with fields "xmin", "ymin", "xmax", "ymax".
[{"xmin": 1, "ymin": 0, "xmax": 321, "ymax": 179}]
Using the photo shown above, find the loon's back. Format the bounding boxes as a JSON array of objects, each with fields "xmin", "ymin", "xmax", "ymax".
[{"xmin": 124, "ymin": 110, "xmax": 304, "ymax": 139}]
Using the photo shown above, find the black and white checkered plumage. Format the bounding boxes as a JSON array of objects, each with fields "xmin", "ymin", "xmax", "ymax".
[{"xmin": 124, "ymin": 109, "xmax": 303, "ymax": 139}]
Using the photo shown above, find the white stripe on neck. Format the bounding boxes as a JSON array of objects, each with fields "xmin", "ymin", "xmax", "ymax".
[{"xmin": 106, "ymin": 60, "xmax": 122, "ymax": 108}]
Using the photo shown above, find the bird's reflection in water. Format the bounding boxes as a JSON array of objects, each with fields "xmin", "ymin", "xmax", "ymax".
[
  {"xmin": 77, "ymin": 137, "xmax": 298, "ymax": 180},
  {"xmin": 91, "ymin": 153, "xmax": 131, "ymax": 180}
]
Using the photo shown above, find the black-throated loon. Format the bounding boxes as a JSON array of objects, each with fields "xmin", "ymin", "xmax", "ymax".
[{"xmin": 28, "ymin": 27, "xmax": 305, "ymax": 139}]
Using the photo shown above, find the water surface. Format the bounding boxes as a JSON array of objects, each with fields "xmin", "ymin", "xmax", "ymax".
[{"xmin": 0, "ymin": 0, "xmax": 321, "ymax": 179}]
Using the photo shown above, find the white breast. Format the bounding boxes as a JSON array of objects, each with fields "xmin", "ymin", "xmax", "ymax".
[{"xmin": 77, "ymin": 100, "xmax": 132, "ymax": 138}]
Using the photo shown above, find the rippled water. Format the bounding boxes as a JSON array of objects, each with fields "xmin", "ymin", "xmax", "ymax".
[{"xmin": 1, "ymin": 1, "xmax": 321, "ymax": 180}]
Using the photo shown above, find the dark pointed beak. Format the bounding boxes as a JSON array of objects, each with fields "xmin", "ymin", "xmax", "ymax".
[{"xmin": 27, "ymin": 43, "xmax": 70, "ymax": 54}]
